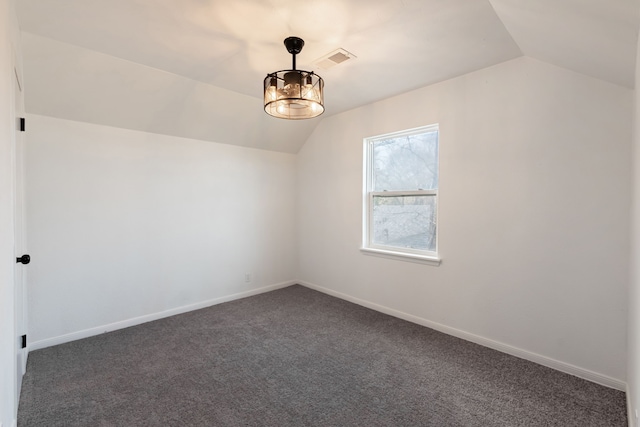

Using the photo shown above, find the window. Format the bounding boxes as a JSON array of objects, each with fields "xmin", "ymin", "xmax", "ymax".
[{"xmin": 362, "ymin": 125, "xmax": 439, "ymax": 262}]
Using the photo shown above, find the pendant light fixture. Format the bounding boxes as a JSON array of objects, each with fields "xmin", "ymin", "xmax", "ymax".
[{"xmin": 264, "ymin": 37, "xmax": 324, "ymax": 119}]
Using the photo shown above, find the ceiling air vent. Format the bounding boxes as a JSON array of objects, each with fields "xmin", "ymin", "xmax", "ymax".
[{"xmin": 313, "ymin": 48, "xmax": 356, "ymax": 70}]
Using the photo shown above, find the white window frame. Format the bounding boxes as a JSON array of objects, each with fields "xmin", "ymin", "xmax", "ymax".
[{"xmin": 361, "ymin": 125, "xmax": 440, "ymax": 265}]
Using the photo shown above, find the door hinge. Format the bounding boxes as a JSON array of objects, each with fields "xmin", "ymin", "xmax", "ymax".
[
  {"xmin": 21, "ymin": 335, "xmax": 26, "ymax": 349},
  {"xmin": 19, "ymin": 117, "xmax": 25, "ymax": 132}
]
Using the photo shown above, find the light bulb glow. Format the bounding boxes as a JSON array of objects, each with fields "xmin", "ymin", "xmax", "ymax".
[
  {"xmin": 302, "ymin": 84, "xmax": 319, "ymax": 101},
  {"xmin": 264, "ymin": 70, "xmax": 324, "ymax": 119},
  {"xmin": 266, "ymin": 85, "xmax": 277, "ymax": 102}
]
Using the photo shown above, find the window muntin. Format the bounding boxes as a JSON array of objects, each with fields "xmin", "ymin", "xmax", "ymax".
[{"xmin": 364, "ymin": 125, "xmax": 439, "ymax": 259}]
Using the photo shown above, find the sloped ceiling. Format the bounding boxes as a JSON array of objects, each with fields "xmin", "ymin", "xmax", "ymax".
[
  {"xmin": 17, "ymin": 0, "xmax": 639, "ymax": 153},
  {"xmin": 490, "ymin": 0, "xmax": 639, "ymax": 88}
]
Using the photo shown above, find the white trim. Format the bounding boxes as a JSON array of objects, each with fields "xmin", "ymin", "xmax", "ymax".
[
  {"xmin": 371, "ymin": 190, "xmax": 437, "ymax": 197},
  {"xmin": 360, "ymin": 247, "xmax": 441, "ymax": 265},
  {"xmin": 29, "ymin": 281, "xmax": 295, "ymax": 351},
  {"xmin": 298, "ymin": 280, "xmax": 626, "ymax": 391},
  {"xmin": 628, "ymin": 384, "xmax": 636, "ymax": 427},
  {"xmin": 364, "ymin": 123, "xmax": 440, "ymax": 143}
]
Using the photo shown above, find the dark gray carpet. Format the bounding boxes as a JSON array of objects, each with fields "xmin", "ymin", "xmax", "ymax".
[{"xmin": 18, "ymin": 285, "xmax": 627, "ymax": 426}]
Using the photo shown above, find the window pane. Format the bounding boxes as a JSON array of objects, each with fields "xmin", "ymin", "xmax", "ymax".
[
  {"xmin": 372, "ymin": 130, "xmax": 438, "ymax": 191},
  {"xmin": 372, "ymin": 195, "xmax": 436, "ymax": 252}
]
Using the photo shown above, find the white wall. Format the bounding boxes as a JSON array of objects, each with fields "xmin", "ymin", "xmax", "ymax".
[
  {"xmin": 628, "ymin": 29, "xmax": 640, "ymax": 427},
  {"xmin": 26, "ymin": 114, "xmax": 297, "ymax": 347},
  {"xmin": 297, "ymin": 56, "xmax": 632, "ymax": 387},
  {"xmin": 21, "ymin": 33, "xmax": 320, "ymax": 154},
  {"xmin": 0, "ymin": 0, "xmax": 20, "ymax": 425}
]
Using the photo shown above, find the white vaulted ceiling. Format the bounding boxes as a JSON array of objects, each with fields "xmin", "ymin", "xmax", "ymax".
[
  {"xmin": 490, "ymin": 0, "xmax": 639, "ymax": 88},
  {"xmin": 17, "ymin": 0, "xmax": 639, "ymax": 153}
]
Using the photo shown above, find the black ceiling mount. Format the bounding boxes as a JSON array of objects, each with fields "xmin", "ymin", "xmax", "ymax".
[
  {"xmin": 284, "ymin": 37, "xmax": 304, "ymax": 55},
  {"xmin": 284, "ymin": 36, "xmax": 304, "ymax": 70}
]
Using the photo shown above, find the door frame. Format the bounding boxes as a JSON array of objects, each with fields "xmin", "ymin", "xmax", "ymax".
[{"xmin": 13, "ymin": 51, "xmax": 27, "ymax": 409}]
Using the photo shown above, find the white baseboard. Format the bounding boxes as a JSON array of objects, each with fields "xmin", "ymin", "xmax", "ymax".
[
  {"xmin": 628, "ymin": 384, "xmax": 636, "ymax": 427},
  {"xmin": 29, "ymin": 281, "xmax": 295, "ymax": 351},
  {"xmin": 28, "ymin": 279, "xmax": 627, "ymax": 392},
  {"xmin": 298, "ymin": 280, "xmax": 627, "ymax": 391}
]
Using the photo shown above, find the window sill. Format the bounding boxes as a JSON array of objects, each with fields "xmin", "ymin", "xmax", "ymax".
[{"xmin": 360, "ymin": 247, "xmax": 441, "ymax": 266}]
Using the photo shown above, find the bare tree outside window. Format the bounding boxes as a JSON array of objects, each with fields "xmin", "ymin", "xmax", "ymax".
[
  {"xmin": 372, "ymin": 132, "xmax": 438, "ymax": 191},
  {"xmin": 364, "ymin": 126, "xmax": 439, "ymax": 257}
]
